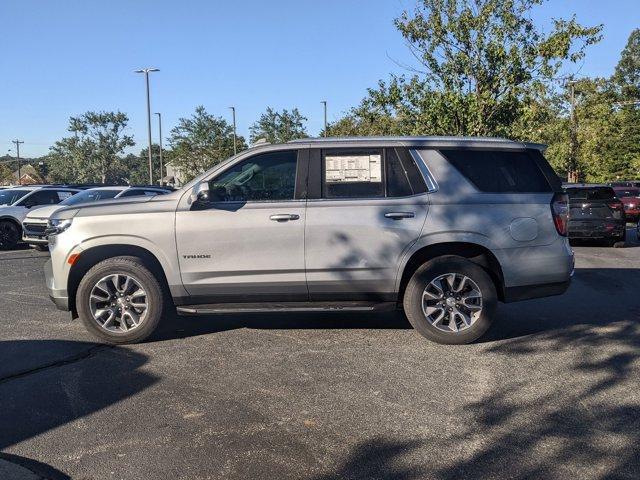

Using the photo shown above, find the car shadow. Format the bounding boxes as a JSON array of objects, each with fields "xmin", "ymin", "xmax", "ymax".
[
  {"xmin": 150, "ymin": 309, "xmax": 412, "ymax": 342},
  {"xmin": 0, "ymin": 340, "xmax": 158, "ymax": 462}
]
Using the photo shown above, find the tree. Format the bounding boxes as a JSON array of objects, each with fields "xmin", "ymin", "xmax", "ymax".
[
  {"xmin": 250, "ymin": 107, "xmax": 308, "ymax": 144},
  {"xmin": 167, "ymin": 106, "xmax": 246, "ymax": 183},
  {"xmin": 613, "ymin": 29, "xmax": 640, "ymax": 100},
  {"xmin": 0, "ymin": 162, "xmax": 13, "ymax": 185},
  {"xmin": 47, "ymin": 111, "xmax": 134, "ymax": 184},
  {"xmin": 123, "ymin": 144, "xmax": 164, "ymax": 185},
  {"xmin": 329, "ymin": 0, "xmax": 602, "ymax": 144}
]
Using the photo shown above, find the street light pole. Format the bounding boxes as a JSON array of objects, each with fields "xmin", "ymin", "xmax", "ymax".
[
  {"xmin": 229, "ymin": 106, "xmax": 237, "ymax": 155},
  {"xmin": 12, "ymin": 139, "xmax": 24, "ymax": 185},
  {"xmin": 321, "ymin": 101, "xmax": 327, "ymax": 136},
  {"xmin": 155, "ymin": 112, "xmax": 164, "ymax": 186},
  {"xmin": 566, "ymin": 80, "xmax": 579, "ymax": 183},
  {"xmin": 135, "ymin": 68, "xmax": 160, "ymax": 184}
]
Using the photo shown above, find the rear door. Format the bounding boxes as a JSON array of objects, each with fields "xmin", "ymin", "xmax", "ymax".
[{"xmin": 304, "ymin": 147, "xmax": 429, "ymax": 301}]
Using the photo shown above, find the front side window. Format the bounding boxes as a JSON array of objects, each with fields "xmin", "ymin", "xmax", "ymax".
[
  {"xmin": 19, "ymin": 189, "xmax": 65, "ymax": 207},
  {"xmin": 208, "ymin": 150, "xmax": 298, "ymax": 202}
]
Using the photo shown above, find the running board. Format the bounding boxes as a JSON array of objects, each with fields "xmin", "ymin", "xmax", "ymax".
[{"xmin": 176, "ymin": 301, "xmax": 396, "ymax": 315}]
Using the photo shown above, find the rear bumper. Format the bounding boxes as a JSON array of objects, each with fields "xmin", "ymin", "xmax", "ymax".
[
  {"xmin": 504, "ymin": 279, "xmax": 571, "ymax": 303},
  {"xmin": 568, "ymin": 220, "xmax": 626, "ymax": 239},
  {"xmin": 44, "ymin": 259, "xmax": 69, "ymax": 311}
]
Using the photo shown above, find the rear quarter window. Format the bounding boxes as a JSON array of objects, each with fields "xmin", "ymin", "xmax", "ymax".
[{"xmin": 439, "ymin": 149, "xmax": 553, "ymax": 193}]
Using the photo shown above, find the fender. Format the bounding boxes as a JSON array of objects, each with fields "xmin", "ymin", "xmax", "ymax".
[{"xmin": 393, "ymin": 230, "xmax": 500, "ymax": 293}]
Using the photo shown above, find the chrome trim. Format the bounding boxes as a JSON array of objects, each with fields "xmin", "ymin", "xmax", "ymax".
[{"xmin": 409, "ymin": 149, "xmax": 439, "ymax": 193}]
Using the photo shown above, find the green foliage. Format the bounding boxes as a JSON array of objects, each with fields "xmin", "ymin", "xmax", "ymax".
[
  {"xmin": 123, "ymin": 144, "xmax": 164, "ymax": 185},
  {"xmin": 0, "ymin": 162, "xmax": 13, "ymax": 184},
  {"xmin": 249, "ymin": 107, "xmax": 308, "ymax": 144},
  {"xmin": 167, "ymin": 106, "xmax": 246, "ymax": 183},
  {"xmin": 329, "ymin": 0, "xmax": 601, "ymax": 139},
  {"xmin": 47, "ymin": 111, "xmax": 135, "ymax": 184},
  {"xmin": 613, "ymin": 29, "xmax": 640, "ymax": 100}
]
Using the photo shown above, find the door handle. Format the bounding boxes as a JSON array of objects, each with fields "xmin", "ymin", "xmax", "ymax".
[
  {"xmin": 270, "ymin": 214, "xmax": 300, "ymax": 222},
  {"xmin": 384, "ymin": 212, "xmax": 415, "ymax": 220}
]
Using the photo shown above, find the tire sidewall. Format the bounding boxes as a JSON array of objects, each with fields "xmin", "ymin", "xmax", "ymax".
[
  {"xmin": 403, "ymin": 255, "xmax": 497, "ymax": 345},
  {"xmin": 0, "ymin": 221, "xmax": 20, "ymax": 250},
  {"xmin": 76, "ymin": 257, "xmax": 163, "ymax": 344}
]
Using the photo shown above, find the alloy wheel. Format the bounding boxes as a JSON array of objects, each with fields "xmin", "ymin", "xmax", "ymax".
[
  {"xmin": 421, "ymin": 273, "xmax": 483, "ymax": 333},
  {"xmin": 89, "ymin": 274, "xmax": 148, "ymax": 333}
]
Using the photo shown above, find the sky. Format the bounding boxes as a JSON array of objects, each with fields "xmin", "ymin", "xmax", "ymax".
[{"xmin": 1, "ymin": 0, "xmax": 638, "ymax": 158}]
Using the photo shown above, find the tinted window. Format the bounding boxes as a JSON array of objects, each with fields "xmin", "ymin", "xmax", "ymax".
[
  {"xmin": 322, "ymin": 149, "xmax": 384, "ymax": 198},
  {"xmin": 0, "ymin": 189, "xmax": 30, "ymax": 205},
  {"xmin": 20, "ymin": 190, "xmax": 65, "ymax": 207},
  {"xmin": 62, "ymin": 189, "xmax": 121, "ymax": 205},
  {"xmin": 614, "ymin": 188, "xmax": 639, "ymax": 197},
  {"xmin": 566, "ymin": 187, "xmax": 616, "ymax": 201},
  {"xmin": 386, "ymin": 148, "xmax": 427, "ymax": 197},
  {"xmin": 119, "ymin": 189, "xmax": 147, "ymax": 198},
  {"xmin": 209, "ymin": 150, "xmax": 297, "ymax": 202},
  {"xmin": 440, "ymin": 149, "xmax": 552, "ymax": 193}
]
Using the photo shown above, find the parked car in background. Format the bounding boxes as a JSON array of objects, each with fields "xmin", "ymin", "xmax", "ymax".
[
  {"xmin": 609, "ymin": 181, "xmax": 640, "ymax": 188},
  {"xmin": 564, "ymin": 184, "xmax": 626, "ymax": 246},
  {"xmin": 0, "ymin": 186, "xmax": 42, "ymax": 206},
  {"xmin": 23, "ymin": 185, "xmax": 172, "ymax": 249},
  {"xmin": 0, "ymin": 186, "xmax": 81, "ymax": 250},
  {"xmin": 44, "ymin": 137, "xmax": 573, "ymax": 345},
  {"xmin": 611, "ymin": 186, "xmax": 640, "ymax": 222}
]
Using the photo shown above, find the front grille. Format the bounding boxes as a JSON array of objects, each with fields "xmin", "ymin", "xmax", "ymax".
[{"xmin": 23, "ymin": 223, "xmax": 47, "ymax": 234}]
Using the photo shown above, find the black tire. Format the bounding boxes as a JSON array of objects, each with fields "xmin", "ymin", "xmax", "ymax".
[
  {"xmin": 33, "ymin": 244, "xmax": 48, "ymax": 252},
  {"xmin": 403, "ymin": 255, "xmax": 497, "ymax": 345},
  {"xmin": 0, "ymin": 220, "xmax": 21, "ymax": 250},
  {"xmin": 76, "ymin": 256, "xmax": 164, "ymax": 344}
]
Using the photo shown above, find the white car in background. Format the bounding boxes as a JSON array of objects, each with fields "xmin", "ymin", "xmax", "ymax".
[
  {"xmin": 22, "ymin": 185, "xmax": 172, "ymax": 250},
  {"xmin": 0, "ymin": 186, "xmax": 80, "ymax": 250}
]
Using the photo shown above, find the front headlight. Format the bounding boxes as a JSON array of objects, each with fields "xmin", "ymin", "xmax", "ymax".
[{"xmin": 46, "ymin": 218, "xmax": 73, "ymax": 236}]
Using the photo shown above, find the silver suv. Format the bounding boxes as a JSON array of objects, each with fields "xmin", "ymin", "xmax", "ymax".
[{"xmin": 44, "ymin": 137, "xmax": 574, "ymax": 345}]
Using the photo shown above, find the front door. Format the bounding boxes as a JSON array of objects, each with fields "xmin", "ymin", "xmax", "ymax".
[
  {"xmin": 304, "ymin": 147, "xmax": 430, "ymax": 301},
  {"xmin": 175, "ymin": 149, "xmax": 308, "ymax": 303}
]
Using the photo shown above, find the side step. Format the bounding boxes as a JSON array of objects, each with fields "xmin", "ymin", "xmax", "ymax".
[{"xmin": 176, "ymin": 301, "xmax": 396, "ymax": 315}]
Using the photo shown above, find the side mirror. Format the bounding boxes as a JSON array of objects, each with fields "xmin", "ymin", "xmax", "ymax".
[{"xmin": 195, "ymin": 182, "xmax": 210, "ymax": 203}]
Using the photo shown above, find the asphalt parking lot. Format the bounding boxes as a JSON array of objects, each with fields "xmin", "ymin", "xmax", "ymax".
[{"xmin": 1, "ymin": 231, "xmax": 639, "ymax": 480}]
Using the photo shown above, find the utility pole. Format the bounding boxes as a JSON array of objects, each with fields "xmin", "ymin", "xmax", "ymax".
[
  {"xmin": 155, "ymin": 112, "xmax": 164, "ymax": 186},
  {"xmin": 321, "ymin": 101, "xmax": 327, "ymax": 136},
  {"xmin": 135, "ymin": 68, "xmax": 160, "ymax": 184},
  {"xmin": 12, "ymin": 140, "xmax": 24, "ymax": 185},
  {"xmin": 229, "ymin": 106, "xmax": 237, "ymax": 155},
  {"xmin": 567, "ymin": 80, "xmax": 579, "ymax": 183}
]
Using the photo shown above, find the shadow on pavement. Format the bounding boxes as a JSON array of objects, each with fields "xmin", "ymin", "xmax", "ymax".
[
  {"xmin": 0, "ymin": 452, "xmax": 71, "ymax": 480},
  {"xmin": 0, "ymin": 340, "xmax": 158, "ymax": 475},
  {"xmin": 150, "ymin": 309, "xmax": 412, "ymax": 343}
]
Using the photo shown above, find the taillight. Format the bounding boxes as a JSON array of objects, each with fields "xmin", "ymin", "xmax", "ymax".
[
  {"xmin": 607, "ymin": 200, "xmax": 624, "ymax": 212},
  {"xmin": 551, "ymin": 193, "xmax": 569, "ymax": 237}
]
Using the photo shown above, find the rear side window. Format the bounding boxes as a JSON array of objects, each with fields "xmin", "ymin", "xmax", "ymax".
[
  {"xmin": 321, "ymin": 148, "xmax": 427, "ymax": 199},
  {"xmin": 440, "ymin": 149, "xmax": 552, "ymax": 193}
]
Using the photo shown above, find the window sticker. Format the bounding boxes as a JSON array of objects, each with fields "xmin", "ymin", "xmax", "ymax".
[{"xmin": 325, "ymin": 154, "xmax": 382, "ymax": 183}]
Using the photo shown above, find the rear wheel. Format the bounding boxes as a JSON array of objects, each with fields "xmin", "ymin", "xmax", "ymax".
[
  {"xmin": 0, "ymin": 221, "xmax": 20, "ymax": 250},
  {"xmin": 76, "ymin": 256, "xmax": 163, "ymax": 344},
  {"xmin": 403, "ymin": 255, "xmax": 497, "ymax": 345}
]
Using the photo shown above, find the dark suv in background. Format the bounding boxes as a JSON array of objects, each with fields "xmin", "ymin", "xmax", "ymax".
[{"xmin": 564, "ymin": 184, "xmax": 626, "ymax": 246}]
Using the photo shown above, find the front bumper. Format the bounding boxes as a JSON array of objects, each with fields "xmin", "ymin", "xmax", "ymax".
[{"xmin": 44, "ymin": 259, "xmax": 69, "ymax": 311}]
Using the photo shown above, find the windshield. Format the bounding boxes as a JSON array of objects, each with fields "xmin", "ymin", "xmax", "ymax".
[
  {"xmin": 0, "ymin": 189, "xmax": 30, "ymax": 206},
  {"xmin": 566, "ymin": 187, "xmax": 616, "ymax": 201},
  {"xmin": 60, "ymin": 189, "xmax": 122, "ymax": 206}
]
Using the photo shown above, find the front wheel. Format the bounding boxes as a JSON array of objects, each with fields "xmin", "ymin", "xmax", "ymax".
[
  {"xmin": 403, "ymin": 255, "xmax": 497, "ymax": 345},
  {"xmin": 76, "ymin": 256, "xmax": 164, "ymax": 344},
  {"xmin": 0, "ymin": 221, "xmax": 21, "ymax": 250}
]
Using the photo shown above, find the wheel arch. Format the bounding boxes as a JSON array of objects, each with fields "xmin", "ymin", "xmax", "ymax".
[
  {"xmin": 397, "ymin": 241, "xmax": 505, "ymax": 303},
  {"xmin": 68, "ymin": 244, "xmax": 171, "ymax": 317}
]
